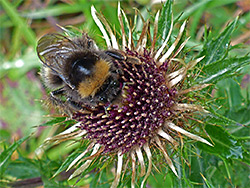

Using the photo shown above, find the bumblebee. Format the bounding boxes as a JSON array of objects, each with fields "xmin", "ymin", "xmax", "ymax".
[{"xmin": 37, "ymin": 32, "xmax": 125, "ymax": 113}]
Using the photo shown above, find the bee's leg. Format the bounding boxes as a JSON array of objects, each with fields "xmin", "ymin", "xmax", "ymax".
[
  {"xmin": 51, "ymin": 87, "xmax": 65, "ymax": 96},
  {"xmin": 50, "ymin": 88, "xmax": 87, "ymax": 112},
  {"xmin": 105, "ymin": 50, "xmax": 126, "ymax": 60},
  {"xmin": 66, "ymin": 98, "xmax": 82, "ymax": 111},
  {"xmin": 48, "ymin": 88, "xmax": 72, "ymax": 115},
  {"xmin": 66, "ymin": 98, "xmax": 94, "ymax": 113},
  {"xmin": 105, "ymin": 50, "xmax": 141, "ymax": 64}
]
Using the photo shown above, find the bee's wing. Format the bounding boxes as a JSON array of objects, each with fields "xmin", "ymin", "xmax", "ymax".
[{"xmin": 37, "ymin": 33, "xmax": 78, "ymax": 88}]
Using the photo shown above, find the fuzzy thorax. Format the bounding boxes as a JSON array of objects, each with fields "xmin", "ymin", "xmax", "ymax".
[{"xmin": 77, "ymin": 59, "xmax": 110, "ymax": 98}]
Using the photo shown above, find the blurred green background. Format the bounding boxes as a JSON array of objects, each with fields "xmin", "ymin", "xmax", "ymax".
[{"xmin": 0, "ymin": 0, "xmax": 250, "ymax": 187}]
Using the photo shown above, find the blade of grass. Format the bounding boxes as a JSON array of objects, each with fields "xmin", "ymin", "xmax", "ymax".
[
  {"xmin": 179, "ymin": 0, "xmax": 239, "ymax": 21},
  {"xmin": 8, "ymin": 25, "xmax": 22, "ymax": 59},
  {"xmin": 178, "ymin": 0, "xmax": 211, "ymax": 20},
  {"xmin": 0, "ymin": 0, "xmax": 36, "ymax": 47},
  {"xmin": 189, "ymin": 4, "xmax": 206, "ymax": 38},
  {"xmin": 21, "ymin": 4, "xmax": 84, "ymax": 19}
]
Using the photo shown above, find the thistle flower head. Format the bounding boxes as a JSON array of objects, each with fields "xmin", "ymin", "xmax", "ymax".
[{"xmin": 40, "ymin": 3, "xmax": 212, "ymax": 187}]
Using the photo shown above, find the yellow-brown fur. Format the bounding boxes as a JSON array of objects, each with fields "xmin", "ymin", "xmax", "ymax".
[{"xmin": 78, "ymin": 60, "xmax": 110, "ymax": 98}]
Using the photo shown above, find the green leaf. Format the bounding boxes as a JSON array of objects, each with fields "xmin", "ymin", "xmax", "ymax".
[
  {"xmin": 216, "ymin": 78, "xmax": 245, "ymax": 111},
  {"xmin": 197, "ymin": 56, "xmax": 250, "ymax": 84},
  {"xmin": 0, "ymin": 135, "xmax": 30, "ymax": 175},
  {"xmin": 34, "ymin": 157, "xmax": 70, "ymax": 187},
  {"xmin": 227, "ymin": 104, "xmax": 250, "ymax": 128},
  {"xmin": 157, "ymin": 0, "xmax": 172, "ymax": 46},
  {"xmin": 198, "ymin": 17, "xmax": 238, "ymax": 66},
  {"xmin": 214, "ymin": 78, "xmax": 250, "ymax": 128},
  {"xmin": 39, "ymin": 117, "xmax": 67, "ymax": 127},
  {"xmin": 204, "ymin": 109, "xmax": 244, "ymax": 127},
  {"xmin": 5, "ymin": 158, "xmax": 40, "ymax": 179},
  {"xmin": 198, "ymin": 125, "xmax": 250, "ymax": 165},
  {"xmin": 53, "ymin": 147, "xmax": 86, "ymax": 178}
]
